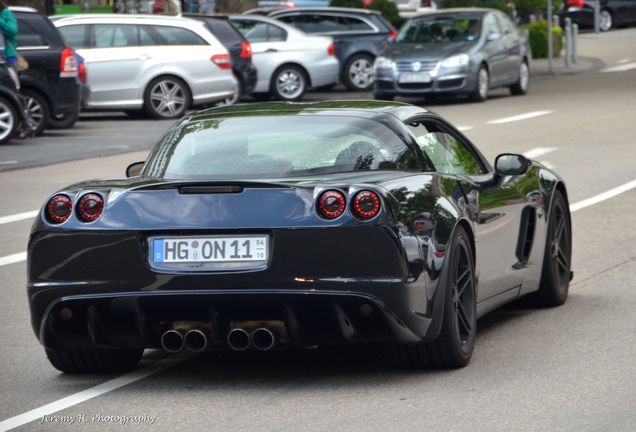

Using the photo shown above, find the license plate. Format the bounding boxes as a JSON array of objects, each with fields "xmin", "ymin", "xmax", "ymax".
[
  {"xmin": 399, "ymin": 72, "xmax": 431, "ymax": 83},
  {"xmin": 150, "ymin": 236, "xmax": 268, "ymax": 264}
]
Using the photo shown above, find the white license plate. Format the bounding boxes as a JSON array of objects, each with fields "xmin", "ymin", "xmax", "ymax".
[
  {"xmin": 399, "ymin": 72, "xmax": 431, "ymax": 83},
  {"xmin": 151, "ymin": 236, "xmax": 268, "ymax": 264}
]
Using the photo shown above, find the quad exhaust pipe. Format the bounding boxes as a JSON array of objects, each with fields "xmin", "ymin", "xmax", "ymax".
[
  {"xmin": 161, "ymin": 329, "xmax": 185, "ymax": 353},
  {"xmin": 184, "ymin": 329, "xmax": 208, "ymax": 352},
  {"xmin": 161, "ymin": 329, "xmax": 209, "ymax": 353},
  {"xmin": 227, "ymin": 327, "xmax": 278, "ymax": 351}
]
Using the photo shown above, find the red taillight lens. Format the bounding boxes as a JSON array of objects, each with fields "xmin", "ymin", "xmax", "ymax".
[
  {"xmin": 240, "ymin": 41, "xmax": 252, "ymax": 59},
  {"xmin": 352, "ymin": 190, "xmax": 381, "ymax": 220},
  {"xmin": 327, "ymin": 42, "xmax": 335, "ymax": 57},
  {"xmin": 567, "ymin": 0, "xmax": 585, "ymax": 6},
  {"xmin": 211, "ymin": 54, "xmax": 232, "ymax": 70},
  {"xmin": 317, "ymin": 190, "xmax": 346, "ymax": 219},
  {"xmin": 77, "ymin": 193, "xmax": 104, "ymax": 222},
  {"xmin": 46, "ymin": 195, "xmax": 72, "ymax": 224},
  {"xmin": 60, "ymin": 48, "xmax": 78, "ymax": 78},
  {"xmin": 388, "ymin": 30, "xmax": 397, "ymax": 41},
  {"xmin": 79, "ymin": 62, "xmax": 87, "ymax": 84}
]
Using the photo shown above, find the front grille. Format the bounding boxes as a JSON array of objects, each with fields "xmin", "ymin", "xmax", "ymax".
[
  {"xmin": 398, "ymin": 82, "xmax": 433, "ymax": 90},
  {"xmin": 396, "ymin": 60, "xmax": 438, "ymax": 72}
]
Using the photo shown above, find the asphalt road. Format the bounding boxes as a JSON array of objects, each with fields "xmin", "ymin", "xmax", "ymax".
[{"xmin": 1, "ymin": 28, "xmax": 635, "ymax": 432}]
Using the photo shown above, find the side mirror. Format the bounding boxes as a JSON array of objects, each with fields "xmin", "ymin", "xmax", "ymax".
[
  {"xmin": 495, "ymin": 154, "xmax": 530, "ymax": 176},
  {"xmin": 126, "ymin": 161, "xmax": 144, "ymax": 178},
  {"xmin": 487, "ymin": 32, "xmax": 501, "ymax": 42}
]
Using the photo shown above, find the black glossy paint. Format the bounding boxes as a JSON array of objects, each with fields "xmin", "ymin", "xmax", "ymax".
[{"xmin": 27, "ymin": 101, "xmax": 568, "ymax": 352}]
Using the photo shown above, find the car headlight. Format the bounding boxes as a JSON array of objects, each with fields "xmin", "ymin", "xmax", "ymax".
[
  {"xmin": 374, "ymin": 56, "xmax": 395, "ymax": 70},
  {"xmin": 440, "ymin": 54, "xmax": 470, "ymax": 68}
]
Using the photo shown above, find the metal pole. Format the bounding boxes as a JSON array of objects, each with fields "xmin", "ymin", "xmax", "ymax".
[
  {"xmin": 547, "ymin": 0, "xmax": 553, "ymax": 73},
  {"xmin": 572, "ymin": 23, "xmax": 578, "ymax": 64},
  {"xmin": 593, "ymin": 0, "xmax": 600, "ymax": 33},
  {"xmin": 565, "ymin": 17, "xmax": 572, "ymax": 68},
  {"xmin": 553, "ymin": 14, "xmax": 559, "ymax": 27}
]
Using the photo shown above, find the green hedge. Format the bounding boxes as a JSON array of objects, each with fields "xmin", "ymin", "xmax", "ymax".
[{"xmin": 526, "ymin": 20, "xmax": 563, "ymax": 58}]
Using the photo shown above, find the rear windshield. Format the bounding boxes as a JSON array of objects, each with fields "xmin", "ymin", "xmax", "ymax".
[
  {"xmin": 397, "ymin": 15, "xmax": 482, "ymax": 43},
  {"xmin": 205, "ymin": 19, "xmax": 244, "ymax": 45},
  {"xmin": 143, "ymin": 116, "xmax": 419, "ymax": 179}
]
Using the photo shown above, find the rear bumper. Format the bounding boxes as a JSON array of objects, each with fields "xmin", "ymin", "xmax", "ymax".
[
  {"xmin": 29, "ymin": 284, "xmax": 435, "ymax": 351},
  {"xmin": 50, "ymin": 77, "xmax": 82, "ymax": 116}
]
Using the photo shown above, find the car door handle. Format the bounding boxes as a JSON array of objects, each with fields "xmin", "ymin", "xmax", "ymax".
[{"xmin": 265, "ymin": 48, "xmax": 278, "ymax": 53}]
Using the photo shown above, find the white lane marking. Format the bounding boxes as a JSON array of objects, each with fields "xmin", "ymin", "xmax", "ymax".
[
  {"xmin": 0, "ymin": 252, "xmax": 26, "ymax": 267},
  {"xmin": 0, "ymin": 210, "xmax": 38, "ymax": 225},
  {"xmin": 486, "ymin": 111, "xmax": 554, "ymax": 125},
  {"xmin": 617, "ymin": 58, "xmax": 632, "ymax": 64},
  {"xmin": 0, "ymin": 160, "xmax": 17, "ymax": 165},
  {"xmin": 601, "ymin": 62, "xmax": 636, "ymax": 73},
  {"xmin": 570, "ymin": 179, "xmax": 636, "ymax": 213},
  {"xmin": 0, "ymin": 354, "xmax": 193, "ymax": 432},
  {"xmin": 457, "ymin": 126, "xmax": 474, "ymax": 132},
  {"xmin": 523, "ymin": 147, "xmax": 557, "ymax": 159}
]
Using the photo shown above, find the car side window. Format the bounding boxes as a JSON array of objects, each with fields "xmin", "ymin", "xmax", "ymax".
[
  {"xmin": 16, "ymin": 20, "xmax": 47, "ymax": 47},
  {"xmin": 276, "ymin": 15, "xmax": 306, "ymax": 30},
  {"xmin": 483, "ymin": 13, "xmax": 501, "ymax": 36},
  {"xmin": 138, "ymin": 25, "xmax": 155, "ymax": 46},
  {"xmin": 232, "ymin": 20, "xmax": 268, "ymax": 42},
  {"xmin": 303, "ymin": 14, "xmax": 347, "ymax": 33},
  {"xmin": 94, "ymin": 24, "xmax": 138, "ymax": 48},
  {"xmin": 268, "ymin": 24, "xmax": 287, "ymax": 41},
  {"xmin": 408, "ymin": 120, "xmax": 485, "ymax": 176},
  {"xmin": 58, "ymin": 24, "xmax": 87, "ymax": 49},
  {"xmin": 151, "ymin": 26, "xmax": 207, "ymax": 45},
  {"xmin": 338, "ymin": 16, "xmax": 373, "ymax": 32}
]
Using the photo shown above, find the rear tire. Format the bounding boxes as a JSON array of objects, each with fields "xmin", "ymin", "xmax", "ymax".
[
  {"xmin": 45, "ymin": 347, "xmax": 143, "ymax": 374},
  {"xmin": 392, "ymin": 225, "xmax": 477, "ymax": 369},
  {"xmin": 533, "ymin": 190, "xmax": 572, "ymax": 307},
  {"xmin": 48, "ymin": 110, "xmax": 79, "ymax": 129},
  {"xmin": 0, "ymin": 97, "xmax": 18, "ymax": 145},
  {"xmin": 22, "ymin": 89, "xmax": 50, "ymax": 136},
  {"xmin": 144, "ymin": 76, "xmax": 191, "ymax": 119},
  {"xmin": 343, "ymin": 54, "xmax": 374, "ymax": 91}
]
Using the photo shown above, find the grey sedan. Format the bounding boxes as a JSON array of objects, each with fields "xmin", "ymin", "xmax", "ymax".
[{"xmin": 373, "ymin": 9, "xmax": 530, "ymax": 102}]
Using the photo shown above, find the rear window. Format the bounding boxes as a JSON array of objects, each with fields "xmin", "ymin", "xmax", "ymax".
[
  {"xmin": 205, "ymin": 19, "xmax": 244, "ymax": 45},
  {"xmin": 143, "ymin": 116, "xmax": 419, "ymax": 179},
  {"xmin": 151, "ymin": 25, "xmax": 207, "ymax": 45}
]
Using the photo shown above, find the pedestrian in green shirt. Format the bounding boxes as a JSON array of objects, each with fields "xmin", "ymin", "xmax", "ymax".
[{"xmin": 0, "ymin": 0, "xmax": 18, "ymax": 68}]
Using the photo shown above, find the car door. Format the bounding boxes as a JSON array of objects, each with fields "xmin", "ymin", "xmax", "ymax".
[
  {"xmin": 480, "ymin": 12, "xmax": 508, "ymax": 87},
  {"xmin": 78, "ymin": 23, "xmax": 146, "ymax": 108},
  {"xmin": 495, "ymin": 12, "xmax": 522, "ymax": 84},
  {"xmin": 407, "ymin": 117, "xmax": 529, "ymax": 303}
]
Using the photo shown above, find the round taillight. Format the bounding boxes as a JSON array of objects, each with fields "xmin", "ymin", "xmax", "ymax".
[
  {"xmin": 352, "ymin": 190, "xmax": 381, "ymax": 220},
  {"xmin": 317, "ymin": 190, "xmax": 346, "ymax": 219},
  {"xmin": 77, "ymin": 193, "xmax": 104, "ymax": 222},
  {"xmin": 46, "ymin": 194, "xmax": 72, "ymax": 224}
]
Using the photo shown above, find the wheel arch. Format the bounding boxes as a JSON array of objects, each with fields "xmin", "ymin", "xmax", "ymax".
[
  {"xmin": 20, "ymin": 84, "xmax": 53, "ymax": 112},
  {"xmin": 142, "ymin": 73, "xmax": 194, "ymax": 106}
]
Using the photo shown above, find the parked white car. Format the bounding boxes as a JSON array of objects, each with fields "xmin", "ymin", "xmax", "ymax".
[
  {"xmin": 228, "ymin": 15, "xmax": 339, "ymax": 101},
  {"xmin": 53, "ymin": 15, "xmax": 238, "ymax": 119},
  {"xmin": 394, "ymin": 0, "xmax": 438, "ymax": 19}
]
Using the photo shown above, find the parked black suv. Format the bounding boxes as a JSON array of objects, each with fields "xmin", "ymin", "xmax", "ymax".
[
  {"xmin": 2, "ymin": 7, "xmax": 82, "ymax": 134},
  {"xmin": 558, "ymin": 0, "xmax": 636, "ymax": 31},
  {"xmin": 184, "ymin": 14, "xmax": 258, "ymax": 104},
  {"xmin": 269, "ymin": 7, "xmax": 395, "ymax": 91}
]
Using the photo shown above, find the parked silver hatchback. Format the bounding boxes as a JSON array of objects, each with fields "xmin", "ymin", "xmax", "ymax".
[{"xmin": 53, "ymin": 15, "xmax": 238, "ymax": 119}]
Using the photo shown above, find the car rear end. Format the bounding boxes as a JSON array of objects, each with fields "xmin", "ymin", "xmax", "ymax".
[
  {"xmin": 557, "ymin": 0, "xmax": 596, "ymax": 28},
  {"xmin": 12, "ymin": 9, "xmax": 81, "ymax": 120},
  {"xmin": 297, "ymin": 33, "xmax": 340, "ymax": 88}
]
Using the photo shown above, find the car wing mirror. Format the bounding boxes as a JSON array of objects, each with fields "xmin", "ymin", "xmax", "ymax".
[
  {"xmin": 487, "ymin": 32, "xmax": 501, "ymax": 42},
  {"xmin": 494, "ymin": 153, "xmax": 530, "ymax": 176},
  {"xmin": 126, "ymin": 161, "xmax": 145, "ymax": 178}
]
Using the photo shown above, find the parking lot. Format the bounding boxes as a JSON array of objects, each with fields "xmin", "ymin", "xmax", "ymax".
[{"xmin": 1, "ymin": 27, "xmax": 635, "ymax": 432}]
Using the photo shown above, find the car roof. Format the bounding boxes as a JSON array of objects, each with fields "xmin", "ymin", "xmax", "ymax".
[
  {"xmin": 411, "ymin": 8, "xmax": 494, "ymax": 17},
  {"xmin": 8, "ymin": 6, "xmax": 39, "ymax": 13},
  {"xmin": 269, "ymin": 7, "xmax": 382, "ymax": 16},
  {"xmin": 52, "ymin": 14, "xmax": 202, "ymax": 26},
  {"xmin": 185, "ymin": 101, "xmax": 429, "ymax": 123}
]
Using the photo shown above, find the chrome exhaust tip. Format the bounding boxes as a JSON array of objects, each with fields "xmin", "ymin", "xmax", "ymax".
[
  {"xmin": 227, "ymin": 328, "xmax": 251, "ymax": 351},
  {"xmin": 161, "ymin": 329, "xmax": 184, "ymax": 353},
  {"xmin": 251, "ymin": 327, "xmax": 277, "ymax": 351},
  {"xmin": 184, "ymin": 329, "xmax": 208, "ymax": 352}
]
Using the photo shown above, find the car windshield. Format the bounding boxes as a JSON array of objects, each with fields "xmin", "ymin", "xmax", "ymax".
[
  {"xmin": 396, "ymin": 15, "xmax": 482, "ymax": 43},
  {"xmin": 143, "ymin": 116, "xmax": 420, "ymax": 179}
]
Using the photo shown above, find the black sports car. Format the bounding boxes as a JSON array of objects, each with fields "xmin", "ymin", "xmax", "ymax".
[{"xmin": 28, "ymin": 101, "xmax": 572, "ymax": 373}]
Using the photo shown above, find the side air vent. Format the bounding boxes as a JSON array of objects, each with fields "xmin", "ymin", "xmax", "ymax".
[
  {"xmin": 179, "ymin": 186, "xmax": 244, "ymax": 194},
  {"xmin": 516, "ymin": 206, "xmax": 537, "ymax": 264}
]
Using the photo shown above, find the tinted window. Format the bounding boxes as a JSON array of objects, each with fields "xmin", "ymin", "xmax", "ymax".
[
  {"xmin": 397, "ymin": 15, "xmax": 482, "ymax": 43},
  {"xmin": 206, "ymin": 19, "xmax": 244, "ymax": 45},
  {"xmin": 94, "ymin": 24, "xmax": 138, "ymax": 48},
  {"xmin": 151, "ymin": 26, "xmax": 206, "ymax": 45},
  {"xmin": 143, "ymin": 116, "xmax": 420, "ymax": 179},
  {"xmin": 16, "ymin": 20, "xmax": 47, "ymax": 47},
  {"xmin": 276, "ymin": 15, "xmax": 305, "ymax": 28},
  {"xmin": 339, "ymin": 16, "xmax": 373, "ymax": 32},
  {"xmin": 303, "ymin": 14, "xmax": 347, "ymax": 33},
  {"xmin": 58, "ymin": 24, "xmax": 87, "ymax": 49},
  {"xmin": 268, "ymin": 24, "xmax": 286, "ymax": 41}
]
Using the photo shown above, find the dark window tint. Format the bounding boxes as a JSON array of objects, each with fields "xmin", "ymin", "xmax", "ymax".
[
  {"xmin": 58, "ymin": 24, "xmax": 87, "ymax": 49},
  {"xmin": 94, "ymin": 24, "xmax": 138, "ymax": 48},
  {"xmin": 151, "ymin": 25, "xmax": 206, "ymax": 45},
  {"xmin": 276, "ymin": 15, "xmax": 305, "ymax": 28},
  {"xmin": 16, "ymin": 20, "xmax": 47, "ymax": 47},
  {"xmin": 268, "ymin": 24, "xmax": 286, "ymax": 41},
  {"xmin": 303, "ymin": 14, "xmax": 347, "ymax": 33},
  {"xmin": 205, "ymin": 19, "xmax": 244, "ymax": 46},
  {"xmin": 338, "ymin": 16, "xmax": 373, "ymax": 32}
]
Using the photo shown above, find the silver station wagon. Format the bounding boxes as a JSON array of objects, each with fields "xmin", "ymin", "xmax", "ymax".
[{"xmin": 53, "ymin": 15, "xmax": 238, "ymax": 119}]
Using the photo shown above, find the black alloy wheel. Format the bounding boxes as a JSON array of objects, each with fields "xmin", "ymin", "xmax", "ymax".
[
  {"xmin": 535, "ymin": 190, "xmax": 572, "ymax": 306},
  {"xmin": 392, "ymin": 225, "xmax": 477, "ymax": 369}
]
